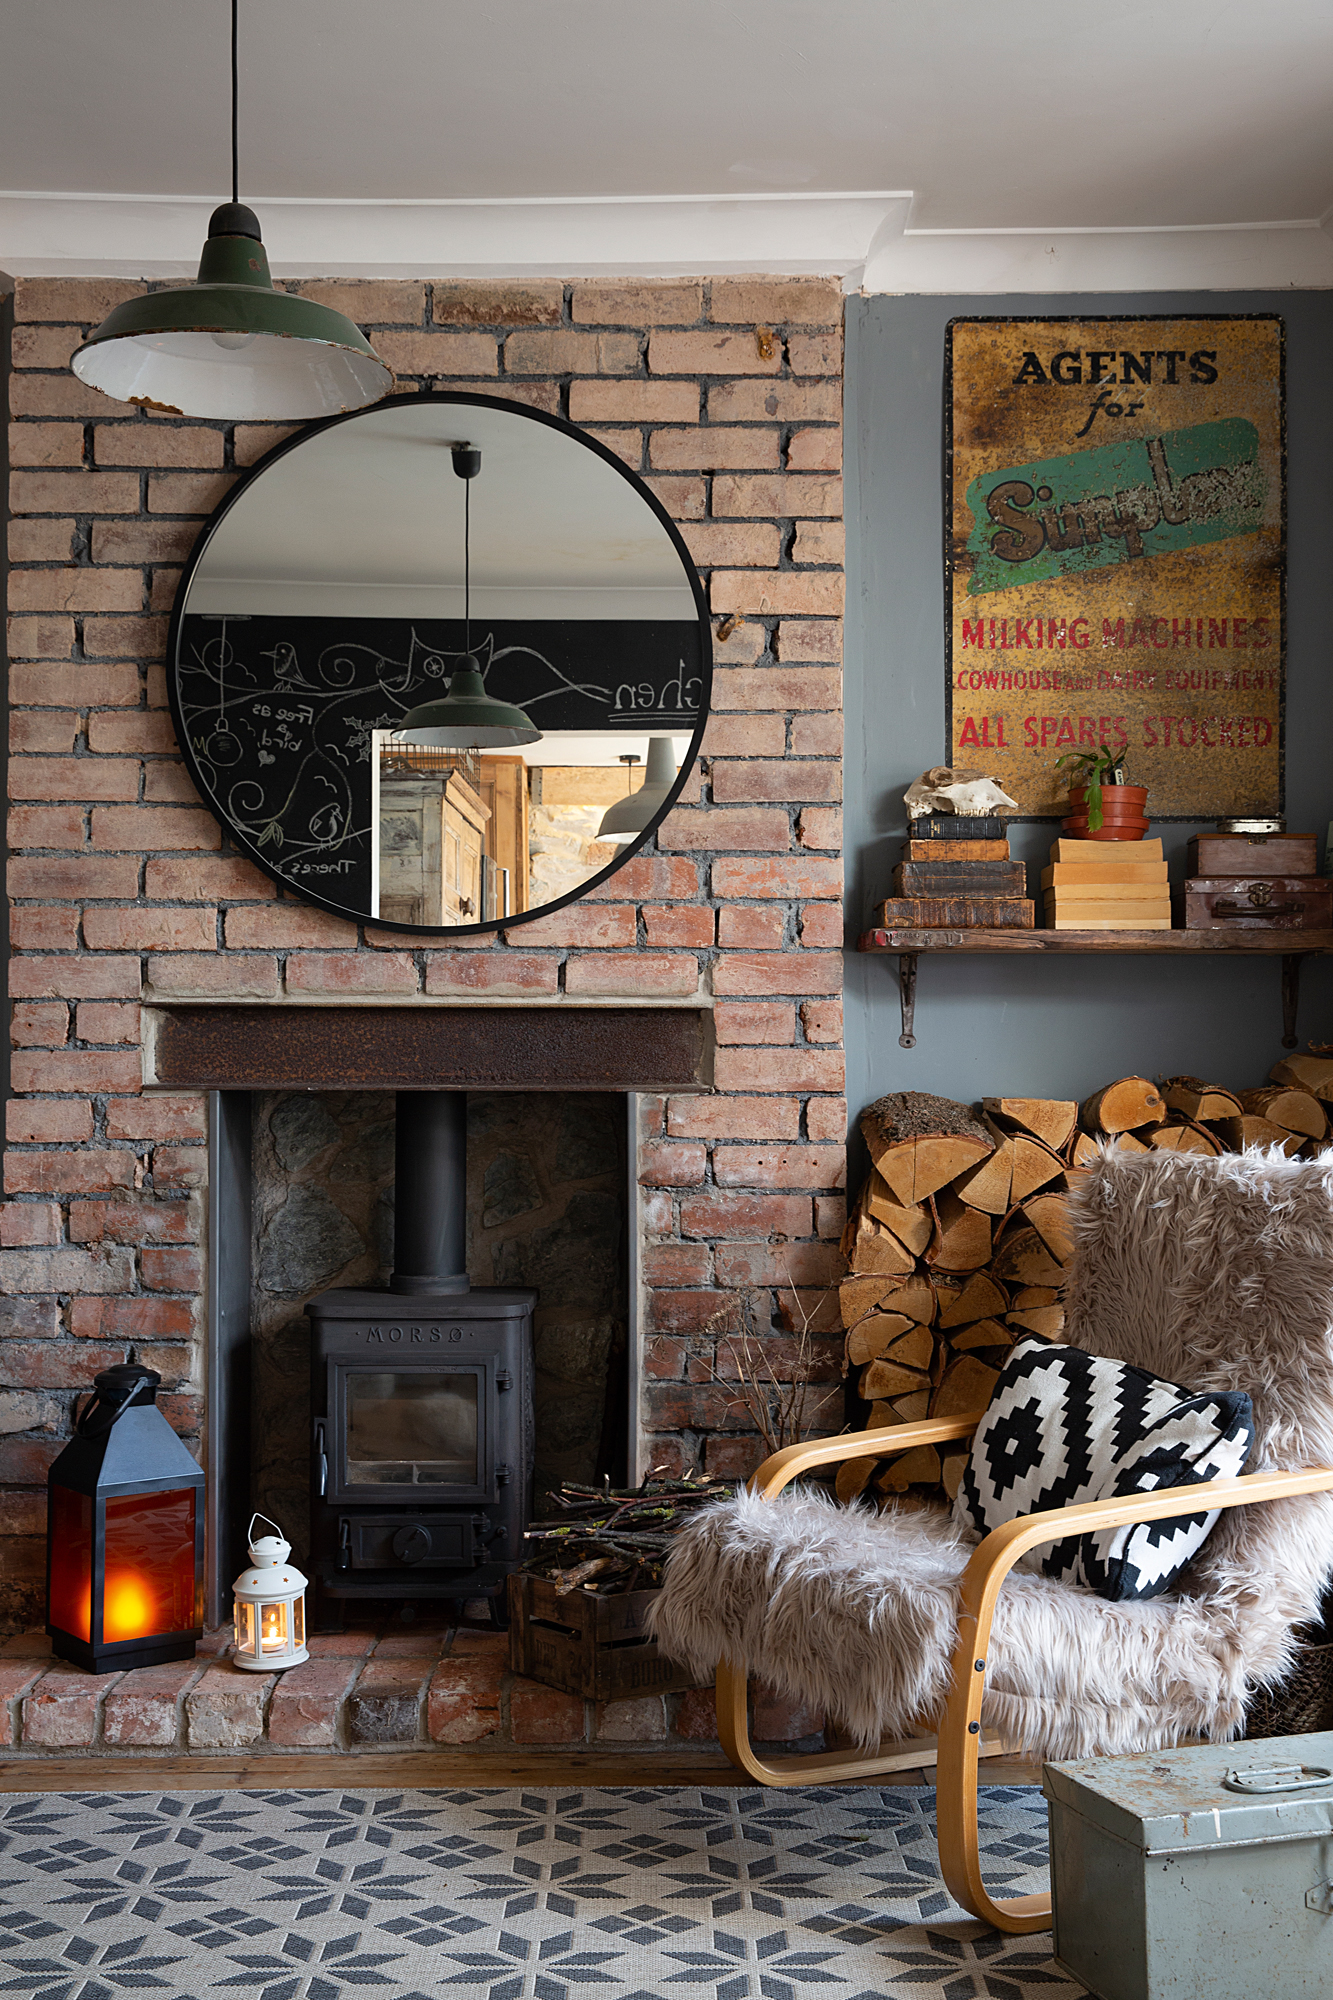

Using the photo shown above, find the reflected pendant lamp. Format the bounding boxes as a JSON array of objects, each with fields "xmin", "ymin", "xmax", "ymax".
[
  {"xmin": 70, "ymin": 2, "xmax": 391, "ymax": 421},
  {"xmin": 598, "ymin": 735, "xmax": 679, "ymax": 839},
  {"xmin": 398, "ymin": 444, "xmax": 542, "ymax": 750}
]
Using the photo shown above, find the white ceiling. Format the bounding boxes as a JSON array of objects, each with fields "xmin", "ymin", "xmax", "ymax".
[
  {"xmin": 3, "ymin": 0, "xmax": 1333, "ymax": 288},
  {"xmin": 188, "ymin": 397, "xmax": 698, "ymax": 619}
]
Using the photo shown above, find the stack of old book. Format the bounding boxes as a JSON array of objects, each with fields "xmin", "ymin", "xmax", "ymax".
[
  {"xmin": 874, "ymin": 815, "xmax": 1034, "ymax": 929},
  {"xmin": 1042, "ymin": 838, "xmax": 1170, "ymax": 929}
]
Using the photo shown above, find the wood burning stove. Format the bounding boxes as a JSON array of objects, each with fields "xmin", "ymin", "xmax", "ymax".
[{"xmin": 307, "ymin": 1092, "xmax": 535, "ymax": 1617}]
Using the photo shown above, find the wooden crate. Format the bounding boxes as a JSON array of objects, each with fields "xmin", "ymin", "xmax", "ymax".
[
  {"xmin": 507, "ymin": 1572, "xmax": 702, "ymax": 1701},
  {"xmin": 1188, "ymin": 833, "xmax": 1319, "ymax": 876}
]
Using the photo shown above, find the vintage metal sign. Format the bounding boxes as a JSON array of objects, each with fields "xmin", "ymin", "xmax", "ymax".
[{"xmin": 946, "ymin": 316, "xmax": 1285, "ymax": 817}]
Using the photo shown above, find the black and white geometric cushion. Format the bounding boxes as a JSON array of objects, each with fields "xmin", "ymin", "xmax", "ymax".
[{"xmin": 951, "ymin": 1339, "xmax": 1254, "ymax": 1602}]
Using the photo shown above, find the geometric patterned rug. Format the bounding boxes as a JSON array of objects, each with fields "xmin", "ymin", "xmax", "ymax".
[{"xmin": 0, "ymin": 1784, "xmax": 1089, "ymax": 1999}]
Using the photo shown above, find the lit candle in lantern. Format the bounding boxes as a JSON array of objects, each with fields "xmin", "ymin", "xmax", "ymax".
[
  {"xmin": 102, "ymin": 1571, "xmax": 156, "ymax": 1643},
  {"xmin": 232, "ymin": 1515, "xmax": 308, "ymax": 1672}
]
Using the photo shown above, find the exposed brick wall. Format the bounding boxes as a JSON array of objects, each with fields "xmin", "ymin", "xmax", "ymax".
[{"xmin": 3, "ymin": 274, "xmax": 846, "ymax": 1627}]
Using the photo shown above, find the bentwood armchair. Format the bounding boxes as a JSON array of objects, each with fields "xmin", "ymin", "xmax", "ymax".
[
  {"xmin": 653, "ymin": 1149, "xmax": 1333, "ymax": 1934},
  {"xmin": 712, "ymin": 1416, "xmax": 1333, "ymax": 1933}
]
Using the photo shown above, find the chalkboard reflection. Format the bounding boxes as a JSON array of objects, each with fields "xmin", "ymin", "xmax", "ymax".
[{"xmin": 169, "ymin": 394, "xmax": 710, "ymax": 932}]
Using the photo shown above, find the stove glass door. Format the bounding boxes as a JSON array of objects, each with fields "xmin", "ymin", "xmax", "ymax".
[{"xmin": 334, "ymin": 1362, "xmax": 491, "ymax": 1500}]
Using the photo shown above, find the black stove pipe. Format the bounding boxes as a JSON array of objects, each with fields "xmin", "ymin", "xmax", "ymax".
[{"xmin": 390, "ymin": 1090, "xmax": 469, "ymax": 1295}]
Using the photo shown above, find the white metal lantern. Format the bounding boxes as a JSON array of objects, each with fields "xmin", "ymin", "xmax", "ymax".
[{"xmin": 231, "ymin": 1513, "xmax": 308, "ymax": 1671}]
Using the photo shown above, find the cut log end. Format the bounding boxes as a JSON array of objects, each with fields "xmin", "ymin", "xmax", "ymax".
[
  {"xmin": 1081, "ymin": 1076, "xmax": 1166, "ymax": 1134},
  {"xmin": 861, "ymin": 1093, "xmax": 993, "ymax": 1203},
  {"xmin": 982, "ymin": 1096, "xmax": 1078, "ymax": 1152},
  {"xmin": 1237, "ymin": 1086, "xmax": 1327, "ymax": 1141},
  {"xmin": 1162, "ymin": 1076, "xmax": 1242, "ymax": 1122}
]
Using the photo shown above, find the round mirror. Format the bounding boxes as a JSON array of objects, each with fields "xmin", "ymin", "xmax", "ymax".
[{"xmin": 167, "ymin": 392, "xmax": 711, "ymax": 932}]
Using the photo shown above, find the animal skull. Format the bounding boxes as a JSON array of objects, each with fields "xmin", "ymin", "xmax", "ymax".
[{"xmin": 903, "ymin": 766, "xmax": 1019, "ymax": 817}]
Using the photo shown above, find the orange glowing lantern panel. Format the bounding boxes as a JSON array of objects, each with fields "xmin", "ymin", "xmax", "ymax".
[
  {"xmin": 102, "ymin": 1489, "xmax": 198, "ymax": 1643},
  {"xmin": 47, "ymin": 1486, "xmax": 93, "ymax": 1643}
]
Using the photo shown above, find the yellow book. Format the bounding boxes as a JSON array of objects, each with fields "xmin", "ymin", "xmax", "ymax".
[
  {"xmin": 1046, "ymin": 893, "xmax": 1170, "ymax": 912},
  {"xmin": 1041, "ymin": 861, "xmax": 1168, "ymax": 887},
  {"xmin": 1049, "ymin": 837, "xmax": 1163, "ymax": 865},
  {"xmin": 1040, "ymin": 888, "xmax": 1168, "ymax": 904},
  {"xmin": 1045, "ymin": 897, "xmax": 1171, "ymax": 917},
  {"xmin": 1047, "ymin": 914, "xmax": 1174, "ymax": 930},
  {"xmin": 1044, "ymin": 885, "xmax": 1171, "ymax": 907}
]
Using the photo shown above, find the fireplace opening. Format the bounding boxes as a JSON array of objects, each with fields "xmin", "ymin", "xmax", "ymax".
[{"xmin": 247, "ymin": 1088, "xmax": 630, "ymax": 1622}]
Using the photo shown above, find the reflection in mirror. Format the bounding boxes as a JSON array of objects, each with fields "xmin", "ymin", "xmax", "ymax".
[
  {"xmin": 370, "ymin": 731, "xmax": 689, "ymax": 927},
  {"xmin": 170, "ymin": 395, "xmax": 709, "ymax": 932}
]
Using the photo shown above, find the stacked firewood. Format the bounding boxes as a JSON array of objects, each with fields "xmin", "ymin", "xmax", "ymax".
[{"xmin": 840, "ymin": 1062, "xmax": 1333, "ymax": 1508}]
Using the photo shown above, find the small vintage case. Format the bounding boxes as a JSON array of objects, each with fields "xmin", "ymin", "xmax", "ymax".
[
  {"xmin": 1188, "ymin": 834, "xmax": 1319, "ymax": 876},
  {"xmin": 1045, "ymin": 1733, "xmax": 1333, "ymax": 2000},
  {"xmin": 1184, "ymin": 876, "xmax": 1333, "ymax": 930}
]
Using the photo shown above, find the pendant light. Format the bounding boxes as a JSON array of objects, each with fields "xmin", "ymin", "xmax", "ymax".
[
  {"xmin": 397, "ymin": 444, "xmax": 542, "ymax": 750},
  {"xmin": 70, "ymin": 1, "xmax": 391, "ymax": 421},
  {"xmin": 597, "ymin": 736, "xmax": 679, "ymax": 839}
]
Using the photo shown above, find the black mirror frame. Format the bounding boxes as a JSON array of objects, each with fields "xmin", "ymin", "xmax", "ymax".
[{"xmin": 164, "ymin": 389, "xmax": 714, "ymax": 937}]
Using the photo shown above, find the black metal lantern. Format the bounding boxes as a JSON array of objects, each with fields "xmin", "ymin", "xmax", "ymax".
[{"xmin": 46, "ymin": 1354, "xmax": 205, "ymax": 1674}]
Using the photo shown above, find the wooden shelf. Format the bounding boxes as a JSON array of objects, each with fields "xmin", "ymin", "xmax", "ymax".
[
  {"xmin": 859, "ymin": 927, "xmax": 1333, "ymax": 955},
  {"xmin": 857, "ymin": 927, "xmax": 1333, "ymax": 1048}
]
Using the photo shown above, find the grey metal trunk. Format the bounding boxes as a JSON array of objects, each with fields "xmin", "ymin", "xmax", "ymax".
[{"xmin": 1044, "ymin": 1732, "xmax": 1333, "ymax": 2000}]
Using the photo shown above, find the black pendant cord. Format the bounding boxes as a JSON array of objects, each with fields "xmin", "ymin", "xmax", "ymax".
[
  {"xmin": 231, "ymin": 0, "xmax": 240, "ymax": 204},
  {"xmin": 464, "ymin": 474, "xmax": 471, "ymax": 660}
]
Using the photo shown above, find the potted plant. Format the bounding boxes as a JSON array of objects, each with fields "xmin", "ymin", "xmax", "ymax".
[{"xmin": 1056, "ymin": 746, "xmax": 1149, "ymax": 841}]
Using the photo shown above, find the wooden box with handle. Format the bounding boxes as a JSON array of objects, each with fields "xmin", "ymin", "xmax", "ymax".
[{"xmin": 1184, "ymin": 876, "xmax": 1333, "ymax": 930}]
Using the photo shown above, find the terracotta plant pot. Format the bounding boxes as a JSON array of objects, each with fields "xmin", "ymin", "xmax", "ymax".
[{"xmin": 1062, "ymin": 784, "xmax": 1149, "ymax": 842}]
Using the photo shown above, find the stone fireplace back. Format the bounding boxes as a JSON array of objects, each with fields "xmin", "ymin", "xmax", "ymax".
[{"xmin": 243, "ymin": 1086, "xmax": 632, "ymax": 1620}]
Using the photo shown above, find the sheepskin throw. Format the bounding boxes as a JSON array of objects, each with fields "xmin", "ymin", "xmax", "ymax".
[
  {"xmin": 649, "ymin": 1148, "xmax": 1333, "ymax": 1759},
  {"xmin": 953, "ymin": 1337, "xmax": 1254, "ymax": 1601}
]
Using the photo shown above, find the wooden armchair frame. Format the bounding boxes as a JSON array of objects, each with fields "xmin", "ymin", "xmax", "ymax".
[{"xmin": 715, "ymin": 1412, "xmax": 1333, "ymax": 1934}]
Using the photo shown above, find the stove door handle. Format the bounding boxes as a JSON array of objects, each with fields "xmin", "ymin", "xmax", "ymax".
[{"xmin": 314, "ymin": 1422, "xmax": 328, "ymax": 1497}]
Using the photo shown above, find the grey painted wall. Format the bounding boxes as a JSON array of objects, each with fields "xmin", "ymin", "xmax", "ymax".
[{"xmin": 843, "ymin": 291, "xmax": 1333, "ymax": 1171}]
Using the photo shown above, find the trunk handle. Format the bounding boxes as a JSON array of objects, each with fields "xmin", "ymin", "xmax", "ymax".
[{"xmin": 1223, "ymin": 1763, "xmax": 1333, "ymax": 1794}]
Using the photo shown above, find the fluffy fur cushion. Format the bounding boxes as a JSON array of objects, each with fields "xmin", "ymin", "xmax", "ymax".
[{"xmin": 650, "ymin": 1148, "xmax": 1333, "ymax": 1759}]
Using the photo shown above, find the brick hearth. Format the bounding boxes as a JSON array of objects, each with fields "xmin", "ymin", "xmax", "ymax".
[
  {"xmin": 0, "ymin": 1625, "xmax": 825, "ymax": 1757},
  {"xmin": 4, "ymin": 273, "xmax": 848, "ymax": 1745}
]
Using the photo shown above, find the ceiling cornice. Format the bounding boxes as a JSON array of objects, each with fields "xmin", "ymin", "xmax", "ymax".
[
  {"xmin": 0, "ymin": 189, "xmax": 910, "ymax": 283},
  {"xmin": 2, "ymin": 189, "xmax": 1331, "ymax": 292}
]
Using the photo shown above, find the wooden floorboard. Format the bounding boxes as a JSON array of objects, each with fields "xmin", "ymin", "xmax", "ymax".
[{"xmin": 0, "ymin": 1749, "xmax": 1043, "ymax": 1793}]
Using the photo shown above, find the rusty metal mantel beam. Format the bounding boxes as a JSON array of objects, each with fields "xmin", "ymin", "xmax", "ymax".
[{"xmin": 145, "ymin": 1004, "xmax": 713, "ymax": 1094}]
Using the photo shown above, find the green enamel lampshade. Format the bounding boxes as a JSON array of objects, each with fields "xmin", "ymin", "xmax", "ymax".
[
  {"xmin": 71, "ymin": 203, "xmax": 391, "ymax": 421},
  {"xmin": 398, "ymin": 660, "xmax": 542, "ymax": 750}
]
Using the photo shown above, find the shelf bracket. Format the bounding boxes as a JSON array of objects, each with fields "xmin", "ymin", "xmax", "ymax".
[
  {"xmin": 897, "ymin": 952, "xmax": 919, "ymax": 1049},
  {"xmin": 1281, "ymin": 954, "xmax": 1305, "ymax": 1051}
]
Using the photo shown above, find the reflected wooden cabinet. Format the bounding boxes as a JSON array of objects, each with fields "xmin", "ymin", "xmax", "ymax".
[
  {"xmin": 477, "ymin": 756, "xmax": 530, "ymax": 916},
  {"xmin": 379, "ymin": 772, "xmax": 490, "ymax": 928}
]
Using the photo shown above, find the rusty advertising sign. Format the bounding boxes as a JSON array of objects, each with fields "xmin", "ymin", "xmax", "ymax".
[{"xmin": 945, "ymin": 316, "xmax": 1285, "ymax": 817}]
